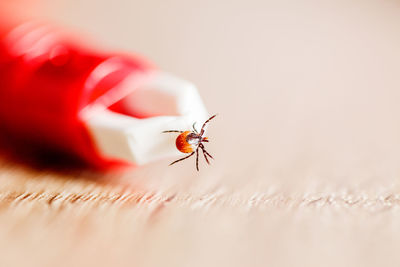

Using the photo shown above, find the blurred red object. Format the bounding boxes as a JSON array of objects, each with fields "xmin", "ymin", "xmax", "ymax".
[{"xmin": 0, "ymin": 22, "xmax": 152, "ymax": 168}]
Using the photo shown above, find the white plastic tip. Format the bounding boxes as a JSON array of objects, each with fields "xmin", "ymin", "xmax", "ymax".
[{"xmin": 80, "ymin": 71, "xmax": 211, "ymax": 165}]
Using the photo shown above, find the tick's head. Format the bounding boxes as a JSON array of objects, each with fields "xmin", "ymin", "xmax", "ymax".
[{"xmin": 186, "ymin": 132, "xmax": 202, "ymax": 145}]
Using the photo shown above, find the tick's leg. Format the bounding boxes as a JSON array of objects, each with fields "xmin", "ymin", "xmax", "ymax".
[
  {"xmin": 199, "ymin": 143, "xmax": 213, "ymax": 158},
  {"xmin": 200, "ymin": 144, "xmax": 214, "ymax": 160},
  {"xmin": 169, "ymin": 152, "xmax": 195, "ymax": 166},
  {"xmin": 204, "ymin": 150, "xmax": 214, "ymax": 159},
  {"xmin": 200, "ymin": 114, "xmax": 217, "ymax": 136},
  {"xmin": 199, "ymin": 144, "xmax": 211, "ymax": 164},
  {"xmin": 201, "ymin": 147, "xmax": 210, "ymax": 164},
  {"xmin": 162, "ymin": 130, "xmax": 184, "ymax": 133},
  {"xmin": 192, "ymin": 122, "xmax": 198, "ymax": 134},
  {"xmin": 196, "ymin": 147, "xmax": 200, "ymax": 171}
]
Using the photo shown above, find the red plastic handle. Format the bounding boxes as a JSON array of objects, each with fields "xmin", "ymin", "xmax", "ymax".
[{"xmin": 0, "ymin": 23, "xmax": 152, "ymax": 168}]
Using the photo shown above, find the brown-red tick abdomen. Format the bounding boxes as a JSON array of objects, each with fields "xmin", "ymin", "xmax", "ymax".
[{"xmin": 176, "ymin": 131, "xmax": 194, "ymax": 153}]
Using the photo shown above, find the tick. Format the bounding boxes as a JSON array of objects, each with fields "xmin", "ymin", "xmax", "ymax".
[{"xmin": 163, "ymin": 114, "xmax": 217, "ymax": 171}]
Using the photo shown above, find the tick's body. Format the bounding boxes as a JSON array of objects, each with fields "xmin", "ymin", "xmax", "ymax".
[
  {"xmin": 163, "ymin": 115, "xmax": 216, "ymax": 171},
  {"xmin": 176, "ymin": 131, "xmax": 200, "ymax": 153}
]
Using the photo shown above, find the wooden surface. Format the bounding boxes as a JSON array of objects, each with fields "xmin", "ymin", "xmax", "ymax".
[{"xmin": 3, "ymin": 0, "xmax": 400, "ymax": 266}]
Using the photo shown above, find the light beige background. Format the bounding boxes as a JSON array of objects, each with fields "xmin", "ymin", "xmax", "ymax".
[{"xmin": 1, "ymin": 0, "xmax": 400, "ymax": 266}]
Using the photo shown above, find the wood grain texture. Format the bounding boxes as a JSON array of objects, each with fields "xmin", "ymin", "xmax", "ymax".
[
  {"xmin": 3, "ymin": 0, "xmax": 400, "ymax": 266},
  {"xmin": 1, "ymin": 152, "xmax": 400, "ymax": 267}
]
